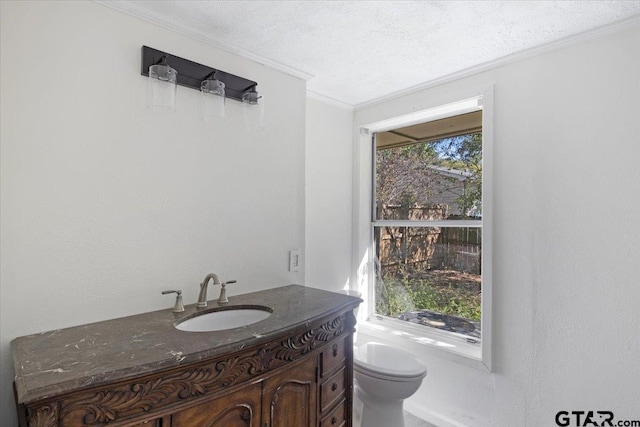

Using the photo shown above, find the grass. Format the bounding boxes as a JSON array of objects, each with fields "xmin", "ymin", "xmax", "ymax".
[{"xmin": 375, "ymin": 269, "xmax": 481, "ymax": 321}]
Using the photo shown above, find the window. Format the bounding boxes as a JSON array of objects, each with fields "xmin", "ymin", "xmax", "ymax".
[
  {"xmin": 373, "ymin": 114, "xmax": 482, "ymax": 340},
  {"xmin": 355, "ymin": 91, "xmax": 493, "ymax": 368}
]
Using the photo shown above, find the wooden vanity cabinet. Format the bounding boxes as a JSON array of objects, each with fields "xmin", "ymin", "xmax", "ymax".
[
  {"xmin": 17, "ymin": 309, "xmax": 356, "ymax": 427},
  {"xmin": 318, "ymin": 335, "xmax": 350, "ymax": 427},
  {"xmin": 171, "ymin": 356, "xmax": 318, "ymax": 427},
  {"xmin": 262, "ymin": 356, "xmax": 318, "ymax": 427},
  {"xmin": 170, "ymin": 382, "xmax": 262, "ymax": 426}
]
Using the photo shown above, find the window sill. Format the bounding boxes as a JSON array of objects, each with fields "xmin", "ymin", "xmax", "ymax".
[{"xmin": 357, "ymin": 317, "xmax": 489, "ymax": 371}]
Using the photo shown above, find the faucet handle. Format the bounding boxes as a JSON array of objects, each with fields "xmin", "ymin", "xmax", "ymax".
[
  {"xmin": 162, "ymin": 290, "xmax": 185, "ymax": 313},
  {"xmin": 218, "ymin": 280, "xmax": 236, "ymax": 304}
]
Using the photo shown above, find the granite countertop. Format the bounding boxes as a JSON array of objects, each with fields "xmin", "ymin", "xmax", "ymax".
[{"xmin": 12, "ymin": 285, "xmax": 361, "ymax": 405}]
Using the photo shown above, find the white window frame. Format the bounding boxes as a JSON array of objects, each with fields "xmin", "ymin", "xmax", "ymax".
[{"xmin": 352, "ymin": 86, "xmax": 494, "ymax": 371}]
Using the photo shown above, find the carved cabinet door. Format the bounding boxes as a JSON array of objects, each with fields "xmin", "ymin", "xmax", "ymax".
[
  {"xmin": 171, "ymin": 382, "xmax": 262, "ymax": 427},
  {"xmin": 261, "ymin": 357, "xmax": 317, "ymax": 427}
]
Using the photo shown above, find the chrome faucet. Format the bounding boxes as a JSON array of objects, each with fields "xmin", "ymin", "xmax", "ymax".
[
  {"xmin": 197, "ymin": 273, "xmax": 237, "ymax": 307},
  {"xmin": 197, "ymin": 273, "xmax": 220, "ymax": 308}
]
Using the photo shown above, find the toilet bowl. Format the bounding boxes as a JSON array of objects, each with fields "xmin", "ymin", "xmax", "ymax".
[{"xmin": 353, "ymin": 342, "xmax": 426, "ymax": 427}]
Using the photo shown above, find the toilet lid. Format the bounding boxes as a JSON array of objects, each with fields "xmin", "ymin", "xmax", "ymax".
[{"xmin": 354, "ymin": 342, "xmax": 426, "ymax": 379}]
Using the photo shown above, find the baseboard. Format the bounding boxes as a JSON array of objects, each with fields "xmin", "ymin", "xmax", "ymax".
[{"xmin": 404, "ymin": 401, "xmax": 471, "ymax": 427}]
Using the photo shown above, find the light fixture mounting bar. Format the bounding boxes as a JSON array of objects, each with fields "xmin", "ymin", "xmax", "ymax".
[{"xmin": 141, "ymin": 46, "xmax": 257, "ymax": 102}]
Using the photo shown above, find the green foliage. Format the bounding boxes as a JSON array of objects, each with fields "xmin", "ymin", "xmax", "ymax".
[
  {"xmin": 434, "ymin": 133, "xmax": 483, "ymax": 217},
  {"xmin": 434, "ymin": 134, "xmax": 482, "ymax": 169},
  {"xmin": 376, "ymin": 132, "xmax": 482, "ymax": 218},
  {"xmin": 375, "ymin": 276, "xmax": 416, "ymax": 315},
  {"xmin": 376, "ymin": 274, "xmax": 481, "ymax": 321}
]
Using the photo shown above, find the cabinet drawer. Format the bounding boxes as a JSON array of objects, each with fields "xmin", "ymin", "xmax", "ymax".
[
  {"xmin": 320, "ymin": 367, "xmax": 346, "ymax": 412},
  {"xmin": 320, "ymin": 399, "xmax": 346, "ymax": 427},
  {"xmin": 320, "ymin": 337, "xmax": 346, "ymax": 377}
]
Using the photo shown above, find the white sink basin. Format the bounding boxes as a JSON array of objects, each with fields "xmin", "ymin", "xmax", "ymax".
[{"xmin": 175, "ymin": 306, "xmax": 272, "ymax": 332}]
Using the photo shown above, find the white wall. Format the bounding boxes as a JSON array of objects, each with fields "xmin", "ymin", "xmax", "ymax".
[
  {"xmin": 305, "ymin": 96, "xmax": 354, "ymax": 291},
  {"xmin": 354, "ymin": 24, "xmax": 640, "ymax": 426},
  {"xmin": 0, "ymin": 1, "xmax": 306, "ymax": 423}
]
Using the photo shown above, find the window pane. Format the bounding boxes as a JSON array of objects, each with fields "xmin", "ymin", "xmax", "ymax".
[
  {"xmin": 374, "ymin": 226, "xmax": 481, "ymax": 339},
  {"xmin": 375, "ymin": 133, "xmax": 482, "ymax": 220}
]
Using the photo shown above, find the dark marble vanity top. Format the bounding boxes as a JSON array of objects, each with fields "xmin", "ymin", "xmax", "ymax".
[{"xmin": 12, "ymin": 285, "xmax": 361, "ymax": 405}]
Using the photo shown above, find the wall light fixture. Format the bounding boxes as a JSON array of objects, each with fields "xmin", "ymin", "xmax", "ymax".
[
  {"xmin": 142, "ymin": 46, "xmax": 261, "ymax": 122},
  {"xmin": 147, "ymin": 55, "xmax": 177, "ymax": 113},
  {"xmin": 242, "ymin": 87, "xmax": 264, "ymax": 128},
  {"xmin": 200, "ymin": 72, "xmax": 226, "ymax": 120}
]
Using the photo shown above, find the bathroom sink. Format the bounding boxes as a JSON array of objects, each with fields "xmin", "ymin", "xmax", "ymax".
[{"xmin": 175, "ymin": 305, "xmax": 272, "ymax": 332}]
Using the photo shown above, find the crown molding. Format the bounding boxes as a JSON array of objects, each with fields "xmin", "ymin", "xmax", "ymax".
[
  {"xmin": 94, "ymin": 0, "xmax": 314, "ymax": 82},
  {"xmin": 307, "ymin": 90, "xmax": 354, "ymax": 111},
  {"xmin": 93, "ymin": 0, "xmax": 639, "ymax": 109},
  {"xmin": 354, "ymin": 14, "xmax": 640, "ymax": 111}
]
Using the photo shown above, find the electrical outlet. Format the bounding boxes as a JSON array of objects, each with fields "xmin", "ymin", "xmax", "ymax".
[{"xmin": 289, "ymin": 249, "xmax": 300, "ymax": 272}]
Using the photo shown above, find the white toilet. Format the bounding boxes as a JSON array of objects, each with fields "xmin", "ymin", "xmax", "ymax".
[{"xmin": 353, "ymin": 342, "xmax": 427, "ymax": 427}]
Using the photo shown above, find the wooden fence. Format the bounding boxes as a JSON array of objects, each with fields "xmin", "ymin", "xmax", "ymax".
[{"xmin": 376, "ymin": 205, "xmax": 481, "ymax": 275}]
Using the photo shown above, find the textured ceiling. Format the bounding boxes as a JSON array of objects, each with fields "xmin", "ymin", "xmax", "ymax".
[{"xmin": 106, "ymin": 1, "xmax": 640, "ymax": 107}]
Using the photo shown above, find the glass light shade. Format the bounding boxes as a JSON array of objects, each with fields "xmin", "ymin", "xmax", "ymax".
[
  {"xmin": 242, "ymin": 90, "xmax": 264, "ymax": 129},
  {"xmin": 147, "ymin": 63, "xmax": 177, "ymax": 113},
  {"xmin": 200, "ymin": 79, "xmax": 226, "ymax": 120}
]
